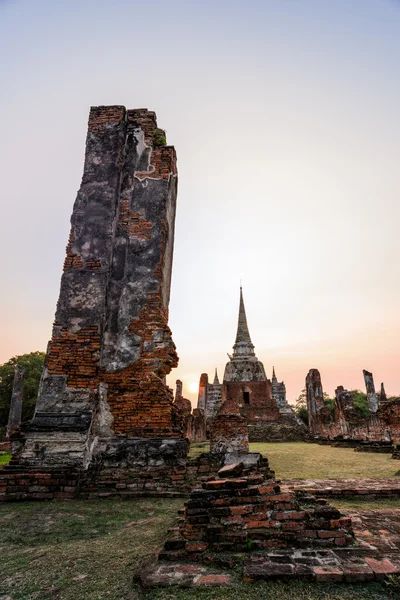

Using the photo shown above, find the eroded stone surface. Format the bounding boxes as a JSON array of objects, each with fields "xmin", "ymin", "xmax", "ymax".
[{"xmin": 17, "ymin": 107, "xmax": 180, "ymax": 472}]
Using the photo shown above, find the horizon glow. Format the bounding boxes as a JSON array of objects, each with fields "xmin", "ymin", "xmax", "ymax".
[{"xmin": 0, "ymin": 0, "xmax": 399, "ymax": 406}]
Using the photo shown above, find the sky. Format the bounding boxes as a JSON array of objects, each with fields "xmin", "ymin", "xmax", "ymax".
[{"xmin": 0, "ymin": 0, "xmax": 399, "ymax": 405}]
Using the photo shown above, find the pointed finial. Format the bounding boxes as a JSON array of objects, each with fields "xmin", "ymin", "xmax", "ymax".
[
  {"xmin": 272, "ymin": 366, "xmax": 277, "ymax": 382},
  {"xmin": 213, "ymin": 368, "xmax": 220, "ymax": 385},
  {"xmin": 232, "ymin": 285, "xmax": 255, "ymax": 358},
  {"xmin": 234, "ymin": 286, "xmax": 252, "ymax": 345}
]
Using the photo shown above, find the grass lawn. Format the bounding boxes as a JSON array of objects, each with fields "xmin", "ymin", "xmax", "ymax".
[
  {"xmin": 189, "ymin": 442, "xmax": 399, "ymax": 479},
  {"xmin": 0, "ymin": 452, "xmax": 11, "ymax": 467},
  {"xmin": 0, "ymin": 498, "xmax": 397, "ymax": 600},
  {"xmin": 0, "ymin": 497, "xmax": 182, "ymax": 600},
  {"xmin": 1, "ymin": 445, "xmax": 399, "ymax": 598}
]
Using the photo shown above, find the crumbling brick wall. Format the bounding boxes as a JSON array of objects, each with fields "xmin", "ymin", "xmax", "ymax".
[
  {"xmin": 20, "ymin": 106, "xmax": 182, "ymax": 469},
  {"xmin": 307, "ymin": 369, "xmax": 397, "ymax": 445}
]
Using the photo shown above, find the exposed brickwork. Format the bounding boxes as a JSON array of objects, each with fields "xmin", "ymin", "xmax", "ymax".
[
  {"xmin": 224, "ymin": 381, "xmax": 280, "ymax": 422},
  {"xmin": 46, "ymin": 325, "xmax": 100, "ymax": 389},
  {"xmin": 13, "ymin": 106, "xmax": 182, "ymax": 476},
  {"xmin": 210, "ymin": 414, "xmax": 249, "ymax": 455},
  {"xmin": 119, "ymin": 198, "xmax": 153, "ymax": 240},
  {"xmin": 159, "ymin": 474, "xmax": 354, "ymax": 563},
  {"xmin": 380, "ymin": 399, "xmax": 400, "ymax": 445},
  {"xmin": 87, "ymin": 105, "xmax": 125, "ymax": 133},
  {"xmin": 0, "ymin": 465, "xmax": 80, "ymax": 502}
]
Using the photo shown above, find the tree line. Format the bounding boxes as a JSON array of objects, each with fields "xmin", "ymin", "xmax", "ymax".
[{"xmin": 0, "ymin": 352, "xmax": 45, "ymax": 438}]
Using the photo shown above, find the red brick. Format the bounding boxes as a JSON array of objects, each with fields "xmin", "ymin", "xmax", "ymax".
[
  {"xmin": 365, "ymin": 558, "xmax": 400, "ymax": 580},
  {"xmin": 313, "ymin": 566, "xmax": 344, "ymax": 582},
  {"xmin": 185, "ymin": 542, "xmax": 208, "ymax": 552}
]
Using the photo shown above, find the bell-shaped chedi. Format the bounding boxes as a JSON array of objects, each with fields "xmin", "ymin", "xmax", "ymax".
[{"xmin": 222, "ymin": 288, "xmax": 279, "ymax": 421}]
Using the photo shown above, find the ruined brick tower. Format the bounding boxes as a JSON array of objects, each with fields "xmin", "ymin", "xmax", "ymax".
[{"xmin": 20, "ymin": 106, "xmax": 185, "ymax": 470}]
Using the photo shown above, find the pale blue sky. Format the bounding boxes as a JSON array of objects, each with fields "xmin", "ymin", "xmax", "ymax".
[{"xmin": 1, "ymin": 0, "xmax": 399, "ymax": 402}]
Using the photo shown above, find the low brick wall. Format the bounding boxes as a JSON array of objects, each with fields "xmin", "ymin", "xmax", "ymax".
[
  {"xmin": 248, "ymin": 423, "xmax": 308, "ymax": 442},
  {"xmin": 80, "ymin": 466, "xmax": 190, "ymax": 498},
  {"xmin": 0, "ymin": 445, "xmax": 229, "ymax": 502},
  {"xmin": 0, "ymin": 466, "xmax": 80, "ymax": 501}
]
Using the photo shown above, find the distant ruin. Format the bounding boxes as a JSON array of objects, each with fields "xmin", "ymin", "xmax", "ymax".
[
  {"xmin": 197, "ymin": 288, "xmax": 306, "ymax": 442},
  {"xmin": 306, "ymin": 368, "xmax": 400, "ymax": 452}
]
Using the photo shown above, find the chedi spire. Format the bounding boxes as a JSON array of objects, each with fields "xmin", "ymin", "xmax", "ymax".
[{"xmin": 232, "ymin": 287, "xmax": 255, "ymax": 358}]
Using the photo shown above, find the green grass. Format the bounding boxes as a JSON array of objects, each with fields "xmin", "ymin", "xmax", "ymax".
[
  {"xmin": 145, "ymin": 581, "xmax": 394, "ymax": 600},
  {"xmin": 250, "ymin": 442, "xmax": 399, "ymax": 479},
  {"xmin": 189, "ymin": 442, "xmax": 399, "ymax": 479},
  {"xmin": 0, "ymin": 452, "xmax": 11, "ymax": 467},
  {"xmin": 0, "ymin": 498, "xmax": 397, "ymax": 600},
  {"xmin": 1, "ymin": 444, "xmax": 399, "ymax": 598},
  {"xmin": 0, "ymin": 497, "xmax": 182, "ymax": 600},
  {"xmin": 189, "ymin": 441, "xmax": 210, "ymax": 460}
]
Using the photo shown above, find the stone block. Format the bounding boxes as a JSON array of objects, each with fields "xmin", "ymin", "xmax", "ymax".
[{"xmin": 218, "ymin": 462, "xmax": 244, "ymax": 478}]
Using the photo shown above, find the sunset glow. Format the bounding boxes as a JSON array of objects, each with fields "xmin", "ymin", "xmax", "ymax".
[{"xmin": 0, "ymin": 0, "xmax": 399, "ymax": 406}]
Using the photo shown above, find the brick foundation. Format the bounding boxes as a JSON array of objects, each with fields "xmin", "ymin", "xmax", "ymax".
[{"xmin": 159, "ymin": 466, "xmax": 354, "ymax": 564}]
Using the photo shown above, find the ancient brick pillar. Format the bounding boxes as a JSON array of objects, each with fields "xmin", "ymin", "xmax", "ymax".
[
  {"xmin": 20, "ymin": 106, "xmax": 184, "ymax": 469},
  {"xmin": 334, "ymin": 386, "xmax": 355, "ymax": 437},
  {"xmin": 175, "ymin": 380, "xmax": 183, "ymax": 401},
  {"xmin": 380, "ymin": 382, "xmax": 387, "ymax": 404},
  {"xmin": 197, "ymin": 373, "xmax": 208, "ymax": 412},
  {"xmin": 305, "ymin": 369, "xmax": 325, "ymax": 435},
  {"xmin": 173, "ymin": 380, "xmax": 193, "ymax": 439},
  {"xmin": 210, "ymin": 381, "xmax": 249, "ymax": 455},
  {"xmin": 7, "ymin": 365, "xmax": 25, "ymax": 436},
  {"xmin": 363, "ymin": 370, "xmax": 378, "ymax": 414},
  {"xmin": 191, "ymin": 408, "xmax": 207, "ymax": 442}
]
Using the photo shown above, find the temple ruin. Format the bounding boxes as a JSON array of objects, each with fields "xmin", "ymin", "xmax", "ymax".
[
  {"xmin": 173, "ymin": 380, "xmax": 206, "ymax": 442},
  {"xmin": 306, "ymin": 368, "xmax": 400, "ymax": 453},
  {"xmin": 198, "ymin": 288, "xmax": 306, "ymax": 442},
  {"xmin": 0, "ymin": 106, "xmax": 190, "ymax": 500}
]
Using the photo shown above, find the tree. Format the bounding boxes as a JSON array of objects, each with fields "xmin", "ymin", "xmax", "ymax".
[
  {"xmin": 295, "ymin": 388, "xmax": 307, "ymax": 411},
  {"xmin": 322, "ymin": 393, "xmax": 335, "ymax": 419},
  {"xmin": 348, "ymin": 390, "xmax": 369, "ymax": 418},
  {"xmin": 0, "ymin": 352, "xmax": 45, "ymax": 430},
  {"xmin": 294, "ymin": 388, "xmax": 308, "ymax": 425}
]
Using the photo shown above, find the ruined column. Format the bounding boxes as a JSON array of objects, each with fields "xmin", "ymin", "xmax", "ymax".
[
  {"xmin": 197, "ymin": 373, "xmax": 208, "ymax": 412},
  {"xmin": 334, "ymin": 386, "xmax": 354, "ymax": 437},
  {"xmin": 305, "ymin": 369, "xmax": 324, "ymax": 435},
  {"xmin": 173, "ymin": 381, "xmax": 193, "ymax": 440},
  {"xmin": 175, "ymin": 380, "xmax": 183, "ymax": 401},
  {"xmin": 210, "ymin": 381, "xmax": 249, "ymax": 455},
  {"xmin": 7, "ymin": 365, "xmax": 25, "ymax": 436},
  {"xmin": 20, "ymin": 106, "xmax": 183, "ymax": 470},
  {"xmin": 363, "ymin": 370, "xmax": 378, "ymax": 414},
  {"xmin": 380, "ymin": 383, "xmax": 387, "ymax": 404}
]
